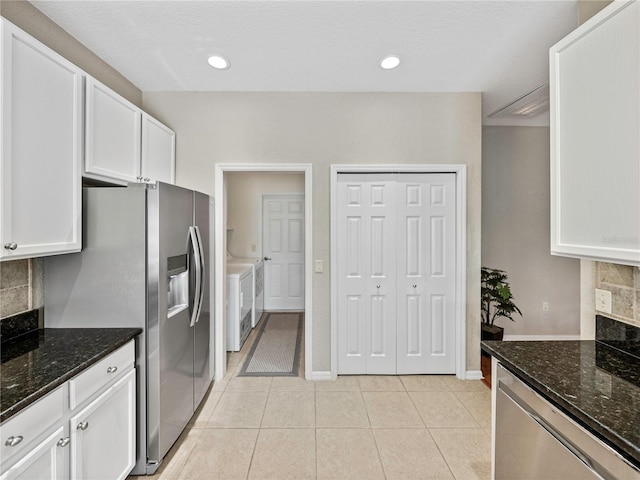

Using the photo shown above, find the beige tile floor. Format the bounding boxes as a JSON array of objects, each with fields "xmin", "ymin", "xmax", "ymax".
[{"xmin": 128, "ymin": 328, "xmax": 491, "ymax": 480}]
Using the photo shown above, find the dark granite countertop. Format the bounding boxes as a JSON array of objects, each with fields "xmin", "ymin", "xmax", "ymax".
[
  {"xmin": 1, "ymin": 328, "xmax": 141, "ymax": 423},
  {"xmin": 482, "ymin": 339, "xmax": 640, "ymax": 468}
]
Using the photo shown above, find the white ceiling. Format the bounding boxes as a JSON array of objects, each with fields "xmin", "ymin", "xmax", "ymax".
[{"xmin": 30, "ymin": 1, "xmax": 579, "ymax": 126}]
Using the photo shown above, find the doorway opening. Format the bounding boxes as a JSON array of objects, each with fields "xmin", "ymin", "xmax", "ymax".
[{"xmin": 214, "ymin": 164, "xmax": 313, "ymax": 381}]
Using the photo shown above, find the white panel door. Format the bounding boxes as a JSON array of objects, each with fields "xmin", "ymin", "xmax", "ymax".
[
  {"xmin": 263, "ymin": 195, "xmax": 305, "ymax": 310},
  {"xmin": 336, "ymin": 174, "xmax": 397, "ymax": 374},
  {"xmin": 396, "ymin": 173, "xmax": 456, "ymax": 374}
]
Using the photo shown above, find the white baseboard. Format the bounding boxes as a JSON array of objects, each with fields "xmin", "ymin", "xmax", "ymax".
[
  {"xmin": 503, "ymin": 334, "xmax": 581, "ymax": 341},
  {"xmin": 466, "ymin": 370, "xmax": 483, "ymax": 380},
  {"xmin": 310, "ymin": 371, "xmax": 333, "ymax": 381}
]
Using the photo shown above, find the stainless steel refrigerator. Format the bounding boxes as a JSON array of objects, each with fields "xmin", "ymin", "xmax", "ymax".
[{"xmin": 44, "ymin": 182, "xmax": 213, "ymax": 475}]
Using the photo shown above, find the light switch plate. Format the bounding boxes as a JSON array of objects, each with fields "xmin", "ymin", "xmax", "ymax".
[
  {"xmin": 595, "ymin": 288, "xmax": 612, "ymax": 314},
  {"xmin": 315, "ymin": 260, "xmax": 323, "ymax": 273}
]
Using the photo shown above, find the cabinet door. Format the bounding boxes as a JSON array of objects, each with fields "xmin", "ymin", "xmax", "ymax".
[
  {"xmin": 141, "ymin": 113, "xmax": 175, "ymax": 184},
  {"xmin": 550, "ymin": 0, "xmax": 640, "ymax": 265},
  {"xmin": 85, "ymin": 77, "xmax": 142, "ymax": 184},
  {"xmin": 0, "ymin": 427, "xmax": 67, "ymax": 480},
  {"xmin": 0, "ymin": 19, "xmax": 82, "ymax": 260},
  {"xmin": 70, "ymin": 369, "xmax": 135, "ymax": 480}
]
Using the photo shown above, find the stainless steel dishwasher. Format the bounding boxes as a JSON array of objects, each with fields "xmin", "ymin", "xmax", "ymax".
[{"xmin": 495, "ymin": 364, "xmax": 640, "ymax": 480}]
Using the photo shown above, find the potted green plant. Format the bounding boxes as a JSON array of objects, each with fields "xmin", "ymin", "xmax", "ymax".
[{"xmin": 481, "ymin": 267, "xmax": 522, "ymax": 341}]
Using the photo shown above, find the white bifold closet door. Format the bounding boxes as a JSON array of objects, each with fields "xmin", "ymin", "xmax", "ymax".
[{"xmin": 336, "ymin": 173, "xmax": 456, "ymax": 375}]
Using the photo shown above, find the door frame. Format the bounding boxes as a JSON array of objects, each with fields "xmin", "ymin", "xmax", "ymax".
[
  {"xmin": 262, "ymin": 193, "xmax": 306, "ymax": 311},
  {"xmin": 330, "ymin": 164, "xmax": 467, "ymax": 379},
  {"xmin": 214, "ymin": 164, "xmax": 313, "ymax": 381}
]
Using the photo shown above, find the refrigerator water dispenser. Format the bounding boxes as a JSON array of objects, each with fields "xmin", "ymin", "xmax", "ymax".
[{"xmin": 167, "ymin": 254, "xmax": 188, "ymax": 317}]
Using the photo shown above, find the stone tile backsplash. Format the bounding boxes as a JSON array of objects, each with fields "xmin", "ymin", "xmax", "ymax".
[
  {"xmin": 0, "ymin": 259, "xmax": 43, "ymax": 319},
  {"xmin": 595, "ymin": 262, "xmax": 640, "ymax": 327}
]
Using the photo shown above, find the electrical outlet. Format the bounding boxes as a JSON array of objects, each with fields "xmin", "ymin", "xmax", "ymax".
[
  {"xmin": 595, "ymin": 288, "xmax": 612, "ymax": 314},
  {"xmin": 315, "ymin": 260, "xmax": 323, "ymax": 273},
  {"xmin": 542, "ymin": 301, "xmax": 549, "ymax": 312}
]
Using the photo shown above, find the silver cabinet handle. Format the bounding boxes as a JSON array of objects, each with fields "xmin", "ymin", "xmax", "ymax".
[
  {"xmin": 136, "ymin": 175, "xmax": 142, "ymax": 181},
  {"xmin": 264, "ymin": 256, "xmax": 272, "ymax": 261},
  {"xmin": 4, "ymin": 243, "xmax": 17, "ymax": 250},
  {"xmin": 107, "ymin": 366, "xmax": 118, "ymax": 373},
  {"xmin": 376, "ymin": 285, "xmax": 381, "ymax": 289},
  {"xmin": 57, "ymin": 437, "xmax": 70, "ymax": 447},
  {"xmin": 5, "ymin": 436, "xmax": 23, "ymax": 447},
  {"xmin": 413, "ymin": 284, "xmax": 417, "ymax": 288},
  {"xmin": 77, "ymin": 422, "xmax": 89, "ymax": 431}
]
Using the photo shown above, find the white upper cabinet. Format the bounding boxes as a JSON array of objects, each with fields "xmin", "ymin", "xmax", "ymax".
[
  {"xmin": 141, "ymin": 113, "xmax": 175, "ymax": 184},
  {"xmin": 550, "ymin": 0, "xmax": 640, "ymax": 266},
  {"xmin": 85, "ymin": 79, "xmax": 175, "ymax": 186},
  {"xmin": 85, "ymin": 77, "xmax": 142, "ymax": 184},
  {"xmin": 0, "ymin": 19, "xmax": 83, "ymax": 261}
]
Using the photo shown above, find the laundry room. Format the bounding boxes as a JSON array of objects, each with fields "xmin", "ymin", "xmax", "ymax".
[{"xmin": 225, "ymin": 171, "xmax": 306, "ymax": 375}]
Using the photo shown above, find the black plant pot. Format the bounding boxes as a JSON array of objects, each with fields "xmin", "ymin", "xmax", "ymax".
[{"xmin": 481, "ymin": 323, "xmax": 504, "ymax": 341}]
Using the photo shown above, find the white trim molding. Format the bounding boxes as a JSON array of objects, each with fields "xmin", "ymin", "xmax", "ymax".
[
  {"xmin": 329, "ymin": 164, "xmax": 467, "ymax": 380},
  {"xmin": 214, "ymin": 163, "xmax": 313, "ymax": 382},
  {"xmin": 465, "ymin": 370, "xmax": 483, "ymax": 381},
  {"xmin": 310, "ymin": 371, "xmax": 333, "ymax": 381}
]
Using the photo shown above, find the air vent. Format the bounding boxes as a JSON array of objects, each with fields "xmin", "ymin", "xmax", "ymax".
[{"xmin": 488, "ymin": 83, "xmax": 549, "ymax": 119}]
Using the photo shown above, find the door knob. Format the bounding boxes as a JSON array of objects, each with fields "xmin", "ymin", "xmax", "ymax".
[{"xmin": 264, "ymin": 257, "xmax": 272, "ymax": 261}]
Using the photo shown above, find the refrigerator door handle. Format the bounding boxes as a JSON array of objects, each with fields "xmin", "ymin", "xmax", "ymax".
[
  {"xmin": 188, "ymin": 226, "xmax": 202, "ymax": 328},
  {"xmin": 193, "ymin": 225, "xmax": 206, "ymax": 323}
]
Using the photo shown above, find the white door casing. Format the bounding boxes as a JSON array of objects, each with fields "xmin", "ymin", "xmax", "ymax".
[
  {"xmin": 263, "ymin": 194, "xmax": 305, "ymax": 310},
  {"xmin": 336, "ymin": 172, "xmax": 456, "ymax": 375}
]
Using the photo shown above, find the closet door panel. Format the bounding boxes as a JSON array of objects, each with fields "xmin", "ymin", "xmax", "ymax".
[
  {"xmin": 423, "ymin": 174, "xmax": 456, "ymax": 373},
  {"xmin": 397, "ymin": 174, "xmax": 456, "ymax": 374},
  {"xmin": 337, "ymin": 175, "xmax": 368, "ymax": 374},
  {"xmin": 365, "ymin": 176, "xmax": 397, "ymax": 374}
]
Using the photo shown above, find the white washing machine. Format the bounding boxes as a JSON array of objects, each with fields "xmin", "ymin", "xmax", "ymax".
[
  {"xmin": 227, "ymin": 256, "xmax": 264, "ymax": 327},
  {"xmin": 226, "ymin": 264, "xmax": 253, "ymax": 351}
]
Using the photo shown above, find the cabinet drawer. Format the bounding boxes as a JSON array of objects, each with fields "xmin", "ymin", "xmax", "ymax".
[
  {"xmin": 0, "ymin": 386, "xmax": 65, "ymax": 463},
  {"xmin": 69, "ymin": 340, "xmax": 134, "ymax": 409}
]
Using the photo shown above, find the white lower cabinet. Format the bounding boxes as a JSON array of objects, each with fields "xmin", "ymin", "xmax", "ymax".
[
  {"xmin": 70, "ymin": 370, "xmax": 135, "ymax": 480},
  {"xmin": 0, "ymin": 341, "xmax": 136, "ymax": 480},
  {"xmin": 0, "ymin": 427, "xmax": 67, "ymax": 480}
]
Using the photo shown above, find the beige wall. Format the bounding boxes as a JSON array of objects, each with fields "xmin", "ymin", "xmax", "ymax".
[
  {"xmin": 482, "ymin": 126, "xmax": 580, "ymax": 337},
  {"xmin": 226, "ymin": 172, "xmax": 305, "ymax": 258},
  {"xmin": 142, "ymin": 92, "xmax": 482, "ymax": 373}
]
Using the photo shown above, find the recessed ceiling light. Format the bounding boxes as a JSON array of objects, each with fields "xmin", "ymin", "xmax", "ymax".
[
  {"xmin": 207, "ymin": 55, "xmax": 230, "ymax": 70},
  {"xmin": 380, "ymin": 55, "xmax": 401, "ymax": 70}
]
